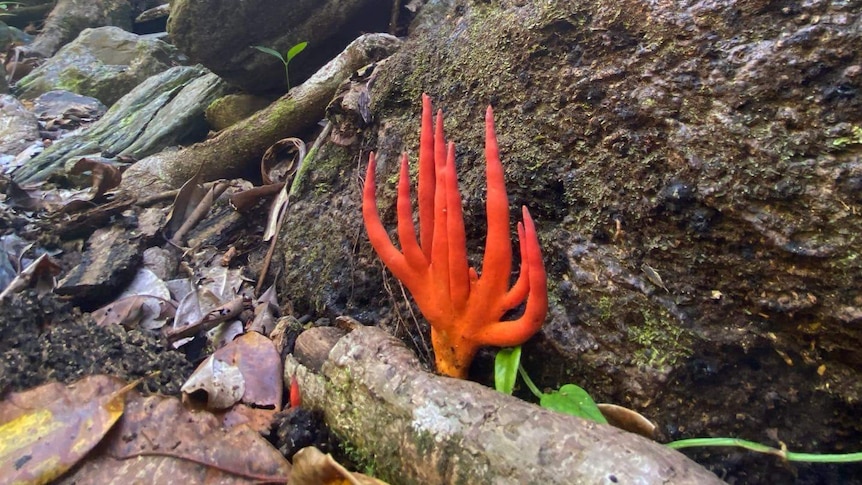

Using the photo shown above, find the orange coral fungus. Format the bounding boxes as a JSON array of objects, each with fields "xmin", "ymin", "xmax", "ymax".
[{"xmin": 362, "ymin": 94, "xmax": 548, "ymax": 378}]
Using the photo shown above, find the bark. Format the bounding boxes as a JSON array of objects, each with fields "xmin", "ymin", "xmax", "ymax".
[
  {"xmin": 285, "ymin": 326, "xmax": 723, "ymax": 485},
  {"xmin": 119, "ymin": 33, "xmax": 401, "ymax": 194}
]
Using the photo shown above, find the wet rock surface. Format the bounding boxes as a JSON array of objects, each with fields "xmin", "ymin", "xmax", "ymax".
[
  {"xmin": 276, "ymin": 0, "xmax": 862, "ymax": 482},
  {"xmin": 15, "ymin": 26, "xmax": 182, "ymax": 105}
]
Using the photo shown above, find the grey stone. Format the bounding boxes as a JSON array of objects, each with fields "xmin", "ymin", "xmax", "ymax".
[
  {"xmin": 15, "ymin": 26, "xmax": 182, "ymax": 106},
  {"xmin": 0, "ymin": 95, "xmax": 39, "ymax": 156},
  {"xmin": 22, "ymin": 0, "xmax": 133, "ymax": 58},
  {"xmin": 12, "ymin": 65, "xmax": 228, "ymax": 184}
]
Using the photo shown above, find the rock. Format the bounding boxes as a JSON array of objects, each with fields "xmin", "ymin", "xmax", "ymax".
[
  {"xmin": 12, "ymin": 65, "xmax": 228, "ymax": 184},
  {"xmin": 0, "ymin": 20, "xmax": 34, "ymax": 52},
  {"xmin": 276, "ymin": 1, "xmax": 862, "ymax": 482},
  {"xmin": 133, "ymin": 3, "xmax": 169, "ymax": 35},
  {"xmin": 14, "ymin": 26, "xmax": 182, "ymax": 106},
  {"xmin": 167, "ymin": 0, "xmax": 394, "ymax": 94},
  {"xmin": 0, "ymin": 94, "xmax": 39, "ymax": 156},
  {"xmin": 20, "ymin": 0, "xmax": 133, "ymax": 58},
  {"xmin": 55, "ymin": 225, "xmax": 142, "ymax": 308},
  {"xmin": 205, "ymin": 93, "xmax": 272, "ymax": 131},
  {"xmin": 32, "ymin": 90, "xmax": 107, "ymax": 132}
]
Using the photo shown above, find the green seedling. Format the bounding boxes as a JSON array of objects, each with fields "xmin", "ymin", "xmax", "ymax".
[
  {"xmin": 252, "ymin": 41, "xmax": 308, "ymax": 91},
  {"xmin": 0, "ymin": 2, "xmax": 21, "ymax": 17},
  {"xmin": 495, "ymin": 348, "xmax": 862, "ymax": 464},
  {"xmin": 494, "ymin": 346, "xmax": 607, "ymax": 424}
]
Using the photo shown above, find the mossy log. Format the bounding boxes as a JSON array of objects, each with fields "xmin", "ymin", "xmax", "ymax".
[
  {"xmin": 285, "ymin": 326, "xmax": 723, "ymax": 484},
  {"xmin": 120, "ymin": 33, "xmax": 401, "ymax": 194}
]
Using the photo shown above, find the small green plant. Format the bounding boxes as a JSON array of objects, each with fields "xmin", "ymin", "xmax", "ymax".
[
  {"xmin": 252, "ymin": 41, "xmax": 308, "ymax": 91},
  {"xmin": 667, "ymin": 438, "xmax": 862, "ymax": 463},
  {"xmin": 831, "ymin": 125, "xmax": 862, "ymax": 149},
  {"xmin": 494, "ymin": 346, "xmax": 607, "ymax": 424},
  {"xmin": 0, "ymin": 2, "xmax": 21, "ymax": 17},
  {"xmin": 496, "ymin": 348, "xmax": 862, "ymax": 464}
]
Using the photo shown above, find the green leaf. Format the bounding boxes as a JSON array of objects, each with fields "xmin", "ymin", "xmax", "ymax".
[
  {"xmin": 494, "ymin": 346, "xmax": 521, "ymax": 395},
  {"xmin": 539, "ymin": 384, "xmax": 608, "ymax": 424},
  {"xmin": 285, "ymin": 42, "xmax": 308, "ymax": 62},
  {"xmin": 252, "ymin": 45, "xmax": 285, "ymax": 62}
]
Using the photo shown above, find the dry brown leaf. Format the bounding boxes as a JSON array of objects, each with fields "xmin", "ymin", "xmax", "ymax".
[
  {"xmin": 260, "ymin": 137, "xmax": 303, "ymax": 185},
  {"xmin": 219, "ymin": 331, "xmax": 283, "ymax": 410},
  {"xmin": 249, "ymin": 283, "xmax": 279, "ymax": 335},
  {"xmin": 0, "ymin": 375, "xmax": 130, "ymax": 485},
  {"xmin": 597, "ymin": 403, "xmax": 657, "ymax": 439},
  {"xmin": 182, "ymin": 354, "xmax": 246, "ymax": 409},
  {"xmin": 91, "ymin": 295, "xmax": 147, "ymax": 327},
  {"xmin": 182, "ymin": 332, "xmax": 283, "ymax": 414},
  {"xmin": 290, "ymin": 446, "xmax": 388, "ymax": 485},
  {"xmin": 59, "ymin": 393, "xmax": 291, "ymax": 484},
  {"xmin": 229, "ymin": 182, "xmax": 284, "ymax": 212},
  {"xmin": 165, "ymin": 167, "xmax": 207, "ymax": 239},
  {"xmin": 69, "ymin": 157, "xmax": 123, "ymax": 199},
  {"xmin": 0, "ymin": 253, "xmax": 61, "ymax": 300}
]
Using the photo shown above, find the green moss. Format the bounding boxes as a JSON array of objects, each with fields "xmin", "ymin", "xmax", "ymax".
[
  {"xmin": 597, "ymin": 296, "xmax": 614, "ymax": 322},
  {"xmin": 831, "ymin": 125, "xmax": 862, "ymax": 149},
  {"xmin": 339, "ymin": 440, "xmax": 378, "ymax": 477},
  {"xmin": 626, "ymin": 307, "xmax": 693, "ymax": 371}
]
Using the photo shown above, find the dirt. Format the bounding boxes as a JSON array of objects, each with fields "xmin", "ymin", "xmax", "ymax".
[{"xmin": 0, "ymin": 289, "xmax": 192, "ymax": 395}]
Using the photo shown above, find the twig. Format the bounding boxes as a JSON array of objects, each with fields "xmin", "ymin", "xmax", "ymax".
[{"xmin": 168, "ymin": 181, "xmax": 230, "ymax": 246}]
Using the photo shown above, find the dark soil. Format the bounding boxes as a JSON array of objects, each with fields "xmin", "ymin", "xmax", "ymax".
[{"xmin": 0, "ymin": 289, "xmax": 192, "ymax": 395}]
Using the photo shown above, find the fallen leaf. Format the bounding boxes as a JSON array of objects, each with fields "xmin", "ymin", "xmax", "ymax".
[
  {"xmin": 165, "ymin": 167, "xmax": 207, "ymax": 239},
  {"xmin": 260, "ymin": 137, "xmax": 303, "ymax": 185},
  {"xmin": 596, "ymin": 403, "xmax": 657, "ymax": 439},
  {"xmin": 249, "ymin": 283, "xmax": 279, "ymax": 335},
  {"xmin": 0, "ymin": 253, "xmax": 61, "ymax": 300},
  {"xmin": 181, "ymin": 354, "xmax": 246, "ymax": 410},
  {"xmin": 229, "ymin": 182, "xmax": 284, "ymax": 212},
  {"xmin": 116, "ymin": 268, "xmax": 175, "ymax": 330},
  {"xmin": 59, "ymin": 393, "xmax": 291, "ymax": 484},
  {"xmin": 290, "ymin": 446, "xmax": 388, "ymax": 485},
  {"xmin": 182, "ymin": 332, "xmax": 282, "ymax": 413},
  {"xmin": 0, "ymin": 375, "xmax": 130, "ymax": 485},
  {"xmin": 69, "ymin": 157, "xmax": 123, "ymax": 199}
]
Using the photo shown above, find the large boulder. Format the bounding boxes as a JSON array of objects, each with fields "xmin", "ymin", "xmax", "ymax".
[
  {"xmin": 14, "ymin": 26, "xmax": 183, "ymax": 106},
  {"xmin": 12, "ymin": 65, "xmax": 228, "ymax": 184},
  {"xmin": 275, "ymin": 1, "xmax": 862, "ymax": 482},
  {"xmin": 0, "ymin": 95, "xmax": 39, "ymax": 157},
  {"xmin": 167, "ymin": 0, "xmax": 393, "ymax": 94},
  {"xmin": 20, "ymin": 0, "xmax": 133, "ymax": 58}
]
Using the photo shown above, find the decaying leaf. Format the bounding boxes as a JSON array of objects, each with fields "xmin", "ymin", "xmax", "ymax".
[
  {"xmin": 91, "ymin": 295, "xmax": 174, "ymax": 329},
  {"xmin": 165, "ymin": 167, "xmax": 207, "ymax": 238},
  {"xmin": 69, "ymin": 157, "xmax": 123, "ymax": 200},
  {"xmin": 182, "ymin": 354, "xmax": 246, "ymax": 410},
  {"xmin": 229, "ymin": 182, "xmax": 285, "ymax": 212},
  {"xmin": 115, "ymin": 268, "xmax": 175, "ymax": 330},
  {"xmin": 59, "ymin": 393, "xmax": 291, "ymax": 484},
  {"xmin": 260, "ymin": 137, "xmax": 303, "ymax": 185},
  {"xmin": 0, "ymin": 253, "xmax": 61, "ymax": 299},
  {"xmin": 167, "ymin": 295, "xmax": 246, "ymax": 343},
  {"xmin": 0, "ymin": 375, "xmax": 130, "ymax": 485},
  {"xmin": 181, "ymin": 332, "xmax": 282, "ymax": 413},
  {"xmin": 596, "ymin": 403, "xmax": 657, "ymax": 439},
  {"xmin": 249, "ymin": 283, "xmax": 279, "ymax": 335},
  {"xmin": 290, "ymin": 446, "xmax": 388, "ymax": 485}
]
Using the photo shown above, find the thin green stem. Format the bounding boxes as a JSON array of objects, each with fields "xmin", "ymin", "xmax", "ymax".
[
  {"xmin": 283, "ymin": 61, "xmax": 291, "ymax": 90},
  {"xmin": 517, "ymin": 364, "xmax": 543, "ymax": 400},
  {"xmin": 667, "ymin": 438, "xmax": 862, "ymax": 463}
]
